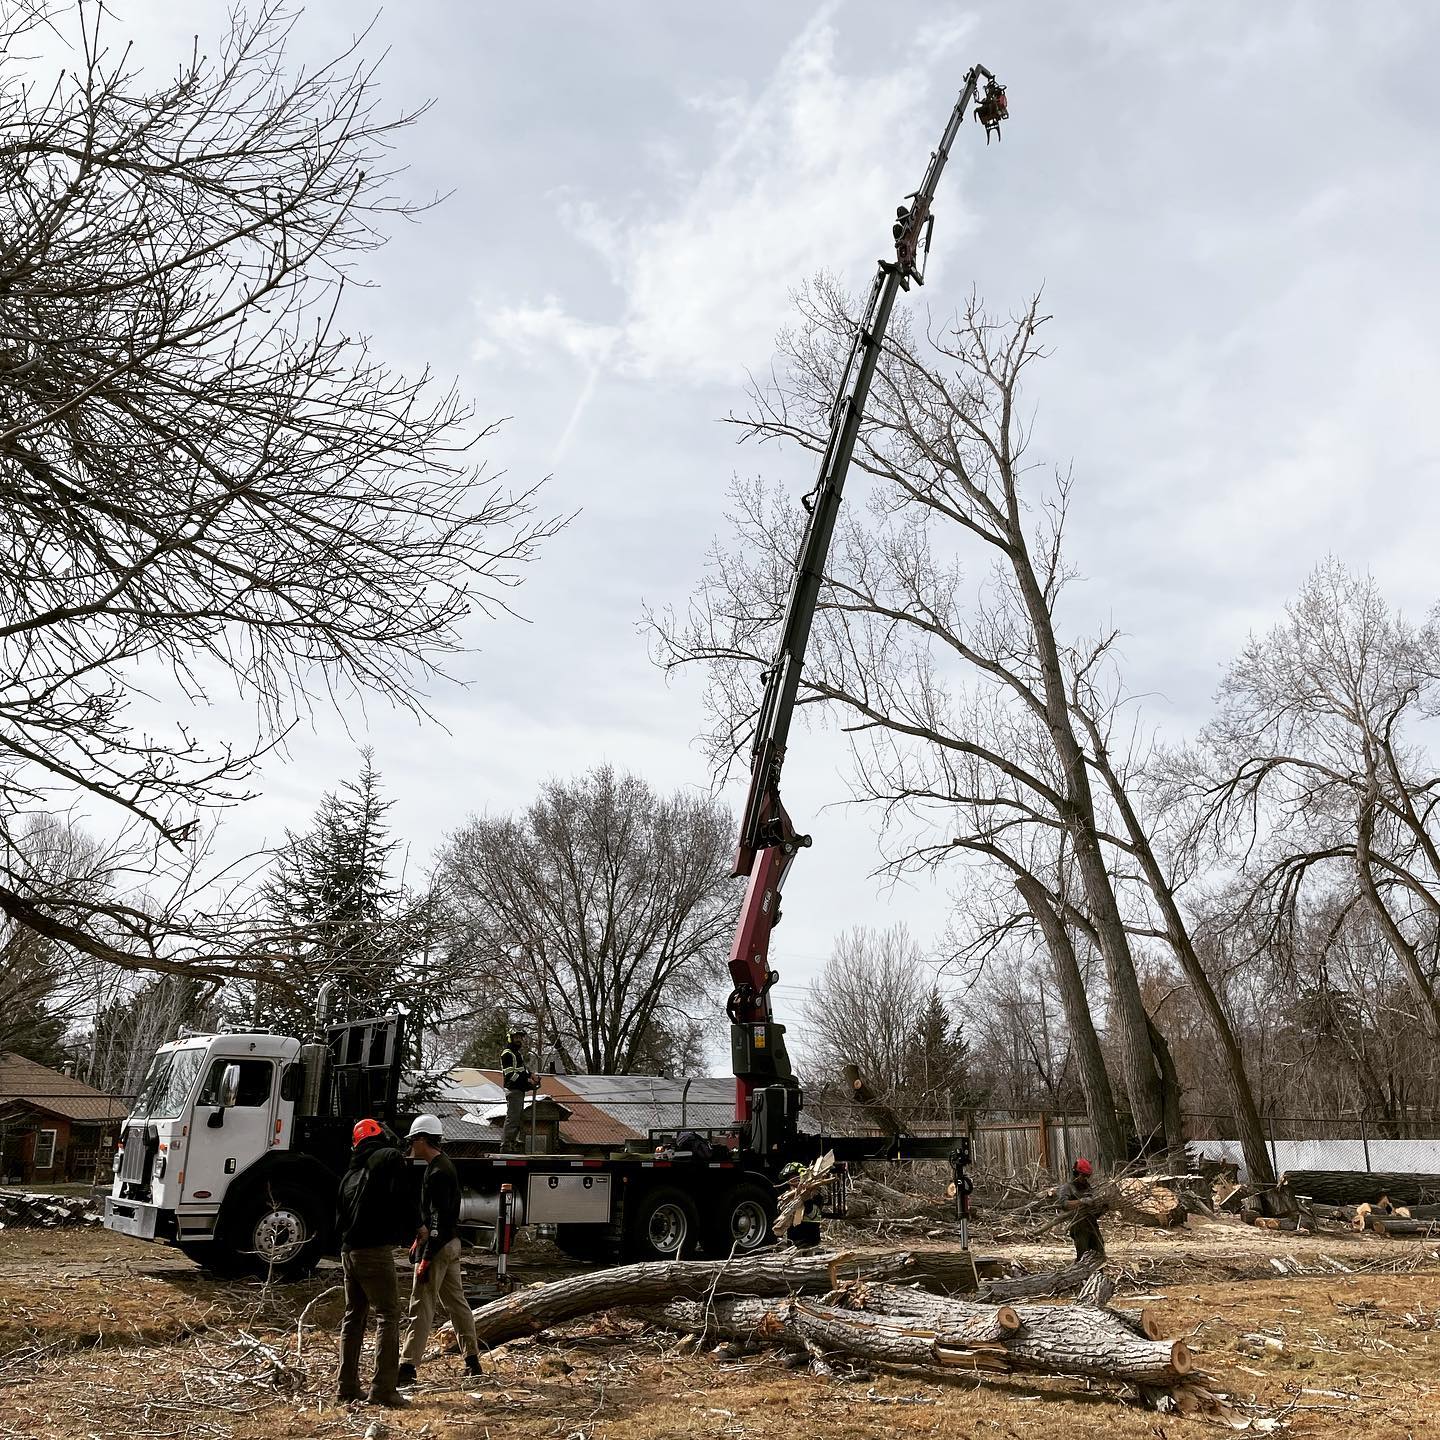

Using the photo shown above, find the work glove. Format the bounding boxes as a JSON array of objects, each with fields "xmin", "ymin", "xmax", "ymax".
[
  {"xmin": 408, "ymin": 1239, "xmax": 420, "ymax": 1264},
  {"xmin": 415, "ymin": 1258, "xmax": 431, "ymax": 1286}
]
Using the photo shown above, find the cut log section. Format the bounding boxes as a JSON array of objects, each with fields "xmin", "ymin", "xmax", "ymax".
[{"xmin": 1371, "ymin": 1217, "xmax": 1440, "ymax": 1238}]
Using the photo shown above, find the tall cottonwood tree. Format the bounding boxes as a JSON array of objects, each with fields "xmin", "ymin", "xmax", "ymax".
[
  {"xmin": 437, "ymin": 767, "xmax": 737, "ymax": 1076},
  {"xmin": 0, "ymin": 2, "xmax": 560, "ymax": 976},
  {"xmin": 654, "ymin": 283, "xmax": 1178, "ymax": 1156}
]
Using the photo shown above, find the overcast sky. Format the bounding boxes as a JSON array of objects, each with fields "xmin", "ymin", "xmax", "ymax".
[{"xmin": 104, "ymin": 2, "xmax": 1440, "ymax": 1038}]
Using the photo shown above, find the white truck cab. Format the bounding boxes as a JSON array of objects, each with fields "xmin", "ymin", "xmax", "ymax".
[{"xmin": 105, "ymin": 1030, "xmax": 304, "ymax": 1263}]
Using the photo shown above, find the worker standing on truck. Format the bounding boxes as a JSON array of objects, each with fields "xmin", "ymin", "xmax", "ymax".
[
  {"xmin": 335, "ymin": 1118, "xmax": 413, "ymax": 1408},
  {"xmin": 1055, "ymin": 1156, "xmax": 1107, "ymax": 1260},
  {"xmin": 397, "ymin": 1115, "xmax": 481, "ymax": 1386},
  {"xmin": 500, "ymin": 1028, "xmax": 536, "ymax": 1151}
]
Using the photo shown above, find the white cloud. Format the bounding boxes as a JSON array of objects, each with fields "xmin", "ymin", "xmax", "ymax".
[
  {"xmin": 472, "ymin": 295, "xmax": 620, "ymax": 367},
  {"xmin": 472, "ymin": 8, "xmax": 981, "ymax": 387}
]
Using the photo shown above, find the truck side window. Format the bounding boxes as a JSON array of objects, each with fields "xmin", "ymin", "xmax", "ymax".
[{"xmin": 198, "ymin": 1059, "xmax": 274, "ymax": 1108}]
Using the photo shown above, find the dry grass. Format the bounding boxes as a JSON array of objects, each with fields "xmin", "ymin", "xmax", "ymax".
[{"xmin": 4, "ymin": 1224, "xmax": 1440, "ymax": 1439}]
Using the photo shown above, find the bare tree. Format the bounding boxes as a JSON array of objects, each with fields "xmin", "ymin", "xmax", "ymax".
[
  {"xmin": 653, "ymin": 282, "xmax": 1175, "ymax": 1153},
  {"xmin": 0, "ymin": 2, "xmax": 562, "ymax": 972},
  {"xmin": 437, "ymin": 767, "xmax": 737, "ymax": 1075},
  {"xmin": 801, "ymin": 924, "xmax": 936, "ymax": 1098},
  {"xmin": 1182, "ymin": 561, "xmax": 1440, "ymax": 1040},
  {"xmin": 0, "ymin": 813, "xmax": 110, "ymax": 1058}
]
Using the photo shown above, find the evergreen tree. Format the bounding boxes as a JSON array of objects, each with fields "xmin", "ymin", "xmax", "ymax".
[
  {"xmin": 906, "ymin": 985, "xmax": 973, "ymax": 1109},
  {"xmin": 241, "ymin": 752, "xmax": 422, "ymax": 1037}
]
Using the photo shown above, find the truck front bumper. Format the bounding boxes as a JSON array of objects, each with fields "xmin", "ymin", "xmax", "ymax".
[{"xmin": 104, "ymin": 1196, "xmax": 162, "ymax": 1240}]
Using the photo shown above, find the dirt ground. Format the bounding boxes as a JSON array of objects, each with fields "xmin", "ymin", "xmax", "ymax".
[{"xmin": 2, "ymin": 1218, "xmax": 1439, "ymax": 1440}]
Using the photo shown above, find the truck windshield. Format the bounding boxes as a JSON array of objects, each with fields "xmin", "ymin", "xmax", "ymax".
[{"xmin": 130, "ymin": 1049, "xmax": 205, "ymax": 1121}]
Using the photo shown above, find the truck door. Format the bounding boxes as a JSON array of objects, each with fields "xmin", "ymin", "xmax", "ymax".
[{"xmin": 179, "ymin": 1057, "xmax": 277, "ymax": 1207}]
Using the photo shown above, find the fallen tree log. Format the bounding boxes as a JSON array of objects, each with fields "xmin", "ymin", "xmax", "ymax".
[
  {"xmin": 975, "ymin": 1253, "xmax": 1100, "ymax": 1301},
  {"xmin": 1371, "ymin": 1217, "xmax": 1440, "ymax": 1239},
  {"xmin": 838, "ymin": 1280, "xmax": 1162, "ymax": 1344},
  {"xmin": 1281, "ymin": 1170, "xmax": 1440, "ymax": 1207},
  {"xmin": 467, "ymin": 1248, "xmax": 912, "ymax": 1348},
  {"xmin": 656, "ymin": 1292, "xmax": 1193, "ymax": 1389}
]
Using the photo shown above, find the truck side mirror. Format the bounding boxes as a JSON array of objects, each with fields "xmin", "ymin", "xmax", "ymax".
[{"xmin": 220, "ymin": 1063, "xmax": 241, "ymax": 1108}]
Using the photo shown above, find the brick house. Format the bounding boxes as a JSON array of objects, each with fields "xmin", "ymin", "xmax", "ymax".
[{"xmin": 0, "ymin": 1052, "xmax": 128, "ymax": 1186}]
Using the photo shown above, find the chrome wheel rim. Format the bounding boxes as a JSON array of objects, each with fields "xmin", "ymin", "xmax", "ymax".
[
  {"xmin": 729, "ymin": 1199, "xmax": 769, "ymax": 1251},
  {"xmin": 647, "ymin": 1202, "xmax": 688, "ymax": 1254},
  {"xmin": 253, "ymin": 1206, "xmax": 307, "ymax": 1265}
]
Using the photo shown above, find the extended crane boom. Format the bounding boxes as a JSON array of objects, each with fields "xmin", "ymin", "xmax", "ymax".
[{"xmin": 727, "ymin": 66, "xmax": 1007, "ymax": 1140}]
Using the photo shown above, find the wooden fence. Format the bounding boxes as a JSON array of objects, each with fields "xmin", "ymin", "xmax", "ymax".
[{"xmin": 971, "ymin": 1114, "xmax": 1096, "ymax": 1180}]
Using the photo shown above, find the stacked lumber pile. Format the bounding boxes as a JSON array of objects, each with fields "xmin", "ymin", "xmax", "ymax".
[
  {"xmin": 0, "ymin": 1189, "xmax": 101, "ymax": 1228},
  {"xmin": 467, "ymin": 1247, "xmax": 1234, "ymax": 1413}
]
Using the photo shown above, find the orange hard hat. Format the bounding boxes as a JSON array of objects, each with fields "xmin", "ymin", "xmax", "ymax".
[
  {"xmin": 352, "ymin": 1118, "xmax": 384, "ymax": 1147},
  {"xmin": 1074, "ymin": 1157, "xmax": 1093, "ymax": 1176}
]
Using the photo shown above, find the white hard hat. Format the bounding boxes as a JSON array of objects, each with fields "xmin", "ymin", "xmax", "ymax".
[{"xmin": 406, "ymin": 1114, "xmax": 444, "ymax": 1141}]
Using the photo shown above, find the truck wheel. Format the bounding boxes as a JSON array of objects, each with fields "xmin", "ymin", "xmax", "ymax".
[
  {"xmin": 623, "ymin": 1184, "xmax": 699, "ymax": 1261},
  {"xmin": 229, "ymin": 1185, "xmax": 323, "ymax": 1280},
  {"xmin": 553, "ymin": 1223, "xmax": 616, "ymax": 1262},
  {"xmin": 704, "ymin": 1180, "xmax": 775, "ymax": 1257}
]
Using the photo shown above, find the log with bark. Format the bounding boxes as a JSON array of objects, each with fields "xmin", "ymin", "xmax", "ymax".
[
  {"xmin": 467, "ymin": 1248, "xmax": 912, "ymax": 1348},
  {"xmin": 655, "ymin": 1290, "xmax": 1194, "ymax": 1389},
  {"xmin": 1370, "ymin": 1216, "xmax": 1440, "ymax": 1239},
  {"xmin": 975, "ymin": 1252, "xmax": 1101, "ymax": 1301},
  {"xmin": 1282, "ymin": 1170, "xmax": 1440, "ymax": 1207}
]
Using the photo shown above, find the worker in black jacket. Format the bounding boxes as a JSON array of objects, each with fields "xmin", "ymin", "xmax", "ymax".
[
  {"xmin": 500, "ymin": 1027, "xmax": 537, "ymax": 1151},
  {"xmin": 335, "ymin": 1119, "xmax": 413, "ymax": 1407},
  {"xmin": 397, "ymin": 1114, "xmax": 480, "ymax": 1384}
]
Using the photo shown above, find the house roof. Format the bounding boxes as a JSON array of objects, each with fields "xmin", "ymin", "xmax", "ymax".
[{"xmin": 0, "ymin": 1052, "xmax": 127, "ymax": 1124}]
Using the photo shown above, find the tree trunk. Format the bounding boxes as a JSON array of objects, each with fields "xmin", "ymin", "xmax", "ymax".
[
  {"xmin": 467, "ymin": 1249, "xmax": 912, "ymax": 1347},
  {"xmin": 1370, "ymin": 1217, "xmax": 1440, "ymax": 1238},
  {"xmin": 1012, "ymin": 872, "xmax": 1125, "ymax": 1169},
  {"xmin": 1282, "ymin": 1171, "xmax": 1440, "ymax": 1207},
  {"xmin": 1002, "ymin": 504, "xmax": 1166, "ymax": 1153},
  {"xmin": 975, "ymin": 1253, "xmax": 1100, "ymax": 1301},
  {"xmin": 1144, "ymin": 1013, "xmax": 1186, "ymax": 1162},
  {"xmin": 658, "ymin": 1291, "xmax": 1192, "ymax": 1389},
  {"xmin": 1081, "ymin": 727, "xmax": 1275, "ymax": 1186},
  {"xmin": 1356, "ymin": 788, "xmax": 1440, "ymax": 1040}
]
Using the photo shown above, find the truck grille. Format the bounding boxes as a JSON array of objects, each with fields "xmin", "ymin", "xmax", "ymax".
[{"xmin": 117, "ymin": 1124, "xmax": 156, "ymax": 1199}]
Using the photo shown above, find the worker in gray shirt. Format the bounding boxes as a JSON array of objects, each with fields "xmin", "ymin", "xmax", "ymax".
[{"xmin": 1055, "ymin": 1156, "xmax": 1107, "ymax": 1259}]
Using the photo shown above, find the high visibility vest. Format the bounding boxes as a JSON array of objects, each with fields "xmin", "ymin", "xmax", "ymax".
[{"xmin": 501, "ymin": 1046, "xmax": 526, "ymax": 1087}]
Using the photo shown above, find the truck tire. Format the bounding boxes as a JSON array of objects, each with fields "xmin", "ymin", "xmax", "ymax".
[
  {"xmin": 623, "ymin": 1184, "xmax": 699, "ymax": 1261},
  {"xmin": 704, "ymin": 1179, "xmax": 775, "ymax": 1257},
  {"xmin": 226, "ymin": 1183, "xmax": 324, "ymax": 1280},
  {"xmin": 553, "ymin": 1223, "xmax": 616, "ymax": 1263}
]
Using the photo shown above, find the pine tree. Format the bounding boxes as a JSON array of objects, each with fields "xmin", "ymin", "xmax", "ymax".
[
  {"xmin": 907, "ymin": 985, "xmax": 973, "ymax": 1110},
  {"xmin": 245, "ymin": 752, "xmax": 420, "ymax": 1036}
]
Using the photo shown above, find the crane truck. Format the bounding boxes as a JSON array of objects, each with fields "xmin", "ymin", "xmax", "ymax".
[{"xmin": 102, "ymin": 67, "xmax": 1007, "ymax": 1279}]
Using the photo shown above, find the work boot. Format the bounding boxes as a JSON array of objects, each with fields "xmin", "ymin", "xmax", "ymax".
[
  {"xmin": 336, "ymin": 1386, "xmax": 363, "ymax": 1403},
  {"xmin": 396, "ymin": 1362, "xmax": 418, "ymax": 1386},
  {"xmin": 367, "ymin": 1391, "xmax": 411, "ymax": 1409},
  {"xmin": 464, "ymin": 1354, "xmax": 483, "ymax": 1377}
]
